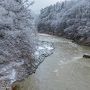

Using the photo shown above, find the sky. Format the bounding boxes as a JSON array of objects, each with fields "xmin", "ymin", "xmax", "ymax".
[{"xmin": 30, "ymin": 0, "xmax": 65, "ymax": 14}]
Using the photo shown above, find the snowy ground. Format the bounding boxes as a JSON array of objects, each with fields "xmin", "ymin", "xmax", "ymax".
[{"xmin": 0, "ymin": 40, "xmax": 54, "ymax": 89}]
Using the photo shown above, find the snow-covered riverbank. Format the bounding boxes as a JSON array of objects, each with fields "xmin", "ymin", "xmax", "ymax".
[{"xmin": 0, "ymin": 39, "xmax": 54, "ymax": 89}]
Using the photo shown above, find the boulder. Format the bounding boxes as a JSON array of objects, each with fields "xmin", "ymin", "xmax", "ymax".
[{"xmin": 83, "ymin": 54, "xmax": 90, "ymax": 58}]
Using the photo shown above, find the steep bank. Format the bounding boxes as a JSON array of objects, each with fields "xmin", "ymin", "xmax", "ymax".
[
  {"xmin": 37, "ymin": 0, "xmax": 90, "ymax": 46},
  {"xmin": 0, "ymin": 0, "xmax": 54, "ymax": 89}
]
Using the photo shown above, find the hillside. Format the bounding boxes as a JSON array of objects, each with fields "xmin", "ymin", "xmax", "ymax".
[
  {"xmin": 0, "ymin": 0, "xmax": 54, "ymax": 88},
  {"xmin": 38, "ymin": 0, "xmax": 90, "ymax": 46}
]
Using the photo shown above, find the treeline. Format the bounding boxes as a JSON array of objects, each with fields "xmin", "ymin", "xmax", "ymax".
[{"xmin": 38, "ymin": 0, "xmax": 90, "ymax": 46}]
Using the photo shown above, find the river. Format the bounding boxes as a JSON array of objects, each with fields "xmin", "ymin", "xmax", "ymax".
[{"xmin": 16, "ymin": 34, "xmax": 90, "ymax": 90}]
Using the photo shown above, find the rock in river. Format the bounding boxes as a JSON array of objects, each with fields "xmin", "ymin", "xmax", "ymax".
[{"xmin": 83, "ymin": 54, "xmax": 90, "ymax": 58}]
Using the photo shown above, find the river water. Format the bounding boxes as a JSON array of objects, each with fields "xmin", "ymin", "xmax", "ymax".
[{"xmin": 17, "ymin": 34, "xmax": 90, "ymax": 90}]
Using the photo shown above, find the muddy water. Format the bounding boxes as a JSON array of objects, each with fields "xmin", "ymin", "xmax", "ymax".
[{"xmin": 18, "ymin": 34, "xmax": 90, "ymax": 90}]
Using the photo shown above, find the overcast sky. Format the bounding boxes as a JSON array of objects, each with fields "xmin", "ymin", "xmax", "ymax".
[{"xmin": 30, "ymin": 0, "xmax": 65, "ymax": 14}]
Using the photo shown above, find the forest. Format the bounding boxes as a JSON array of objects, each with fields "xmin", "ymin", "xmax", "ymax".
[
  {"xmin": 38, "ymin": 0, "xmax": 90, "ymax": 46},
  {"xmin": 0, "ymin": 0, "xmax": 90, "ymax": 90},
  {"xmin": 0, "ymin": 0, "xmax": 54, "ymax": 88}
]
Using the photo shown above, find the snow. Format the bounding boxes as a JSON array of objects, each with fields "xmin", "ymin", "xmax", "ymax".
[
  {"xmin": 34, "ymin": 41, "xmax": 54, "ymax": 64},
  {"xmin": 0, "ymin": 40, "xmax": 54, "ymax": 88}
]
